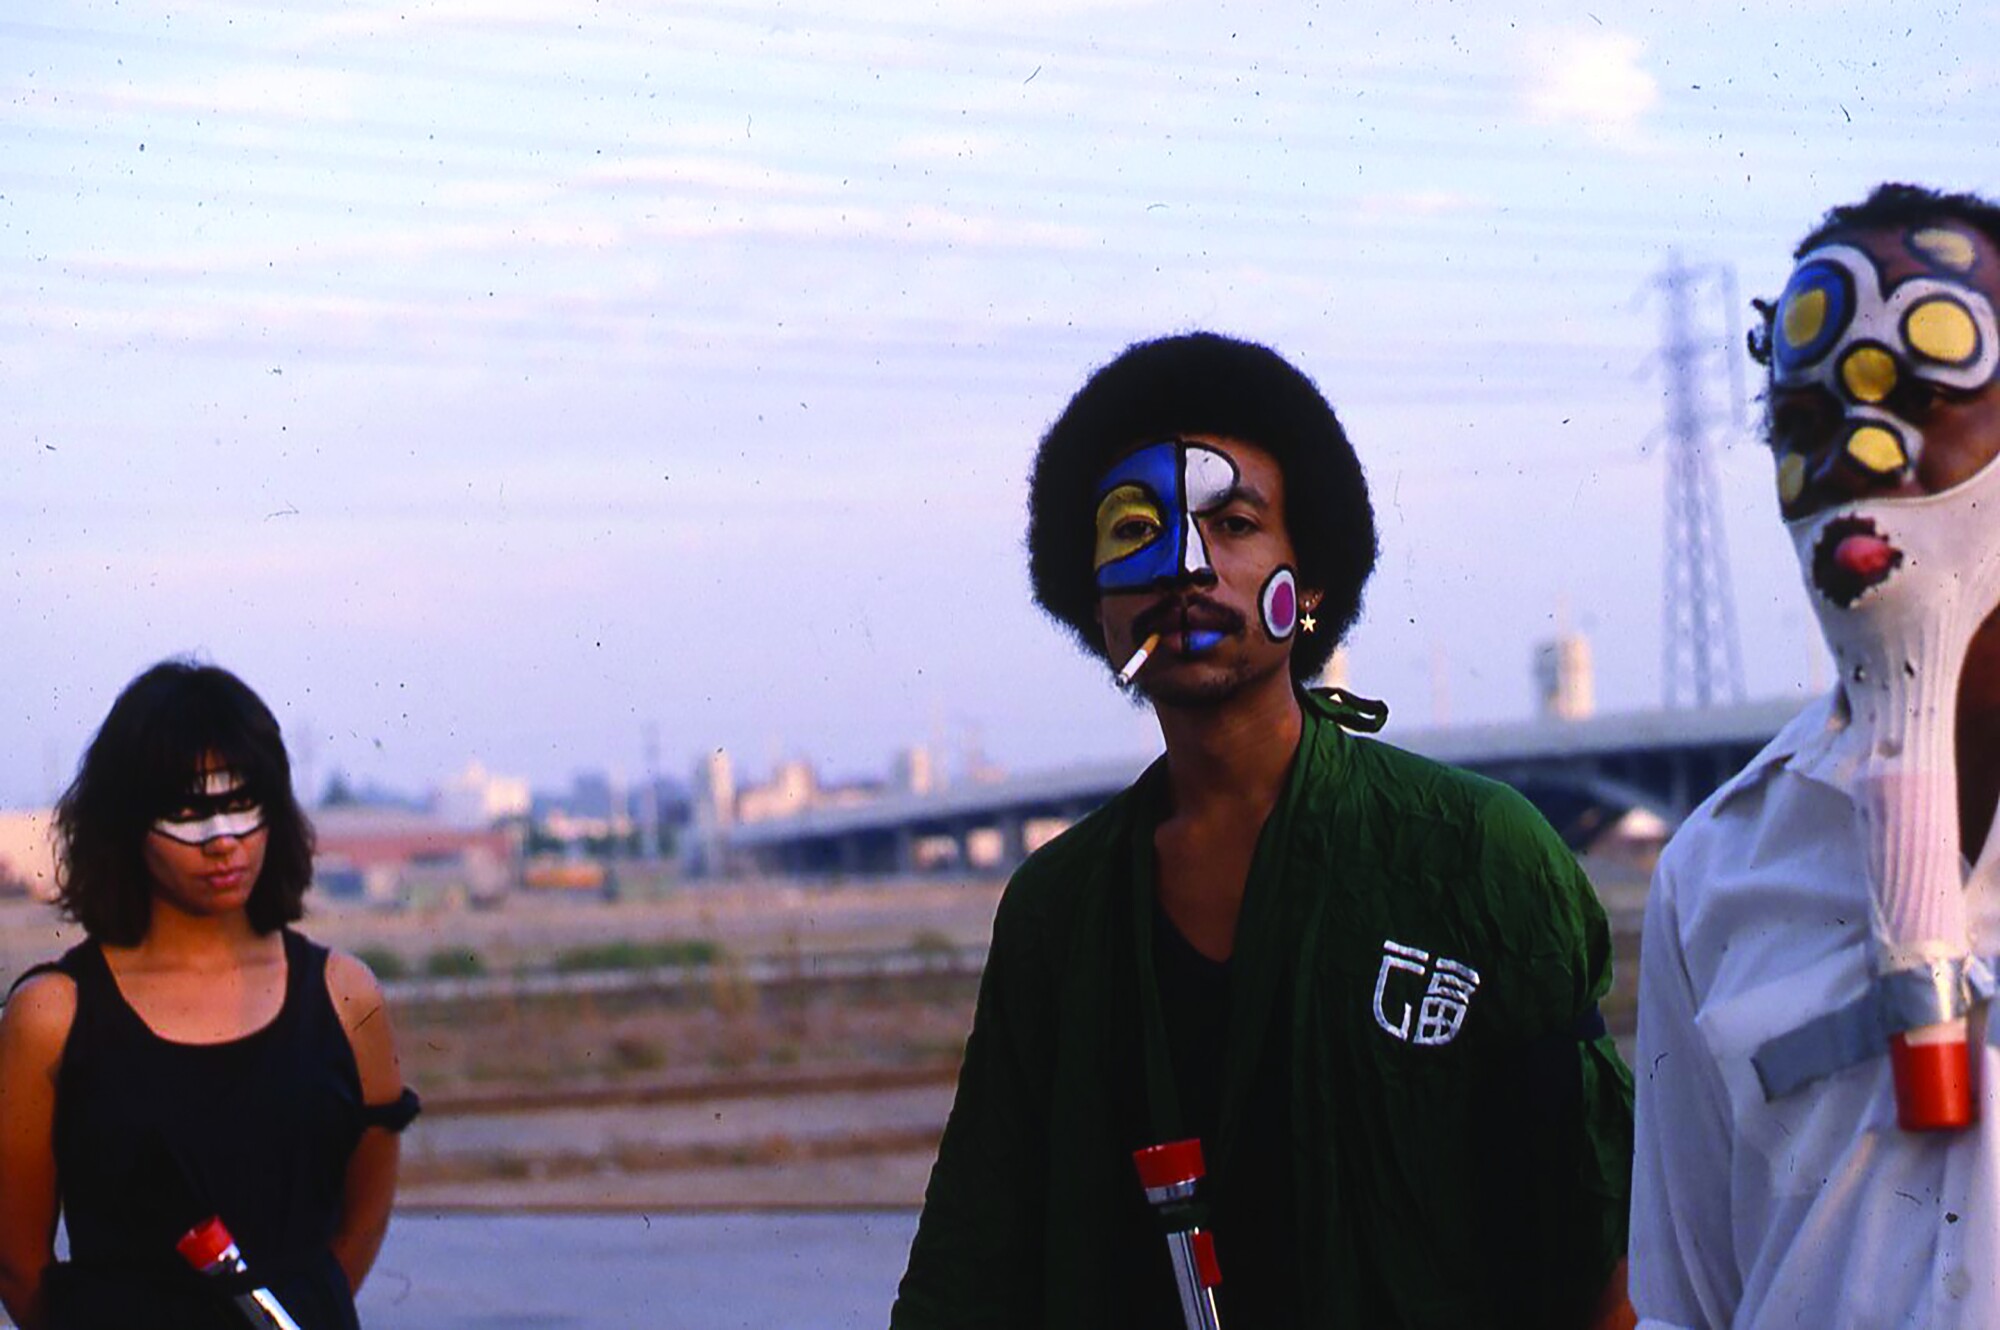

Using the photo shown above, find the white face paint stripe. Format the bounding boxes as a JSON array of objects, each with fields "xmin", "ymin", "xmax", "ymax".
[
  {"xmin": 152, "ymin": 768, "xmax": 262, "ymax": 845},
  {"xmin": 1181, "ymin": 513, "xmax": 1211, "ymax": 576},
  {"xmin": 152, "ymin": 806, "xmax": 265, "ymax": 846},
  {"xmin": 1182, "ymin": 446, "xmax": 1238, "ymax": 512},
  {"xmin": 1178, "ymin": 444, "xmax": 1238, "ymax": 577}
]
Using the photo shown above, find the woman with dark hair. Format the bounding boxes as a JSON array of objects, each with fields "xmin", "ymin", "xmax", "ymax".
[{"xmin": 0, "ymin": 660, "xmax": 417, "ymax": 1330}]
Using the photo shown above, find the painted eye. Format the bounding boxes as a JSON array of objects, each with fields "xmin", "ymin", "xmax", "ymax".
[
  {"xmin": 1767, "ymin": 391, "xmax": 1835, "ymax": 455},
  {"xmin": 1113, "ymin": 516, "xmax": 1158, "ymax": 540},
  {"xmin": 1893, "ymin": 380, "xmax": 1941, "ymax": 417},
  {"xmin": 1094, "ymin": 484, "xmax": 1165, "ymax": 569}
]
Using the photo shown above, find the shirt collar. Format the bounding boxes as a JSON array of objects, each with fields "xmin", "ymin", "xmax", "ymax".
[{"xmin": 1710, "ymin": 687, "xmax": 1855, "ymax": 813}]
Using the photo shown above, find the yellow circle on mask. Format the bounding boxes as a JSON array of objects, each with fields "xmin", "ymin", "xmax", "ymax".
[
  {"xmin": 1911, "ymin": 227, "xmax": 1978, "ymax": 273},
  {"xmin": 1839, "ymin": 346, "xmax": 1897, "ymax": 403},
  {"xmin": 1846, "ymin": 425, "xmax": 1907, "ymax": 475},
  {"xmin": 1777, "ymin": 452, "xmax": 1806, "ymax": 505},
  {"xmin": 1781, "ymin": 288, "xmax": 1827, "ymax": 350},
  {"xmin": 1906, "ymin": 298, "xmax": 1978, "ymax": 365}
]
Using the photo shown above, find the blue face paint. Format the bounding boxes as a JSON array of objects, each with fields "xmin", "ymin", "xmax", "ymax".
[
  {"xmin": 1185, "ymin": 629, "xmax": 1226, "ymax": 653},
  {"xmin": 1092, "ymin": 441, "xmax": 1240, "ymax": 593}
]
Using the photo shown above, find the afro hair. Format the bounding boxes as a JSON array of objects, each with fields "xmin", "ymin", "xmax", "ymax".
[{"xmin": 1026, "ymin": 331, "xmax": 1377, "ymax": 684}]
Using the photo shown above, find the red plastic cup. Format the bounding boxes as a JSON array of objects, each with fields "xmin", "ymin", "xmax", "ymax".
[{"xmin": 1890, "ymin": 1029, "xmax": 1976, "ymax": 1132}]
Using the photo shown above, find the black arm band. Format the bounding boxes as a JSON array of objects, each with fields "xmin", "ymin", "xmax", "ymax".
[{"xmin": 359, "ymin": 1087, "xmax": 422, "ymax": 1133}]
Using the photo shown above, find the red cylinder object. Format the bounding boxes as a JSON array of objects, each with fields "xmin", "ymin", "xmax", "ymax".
[
  {"xmin": 1890, "ymin": 1033, "xmax": 1976, "ymax": 1132},
  {"xmin": 1190, "ymin": 1230, "xmax": 1222, "ymax": 1288},
  {"xmin": 1134, "ymin": 1139, "xmax": 1206, "ymax": 1190},
  {"xmin": 174, "ymin": 1215, "xmax": 235, "ymax": 1271}
]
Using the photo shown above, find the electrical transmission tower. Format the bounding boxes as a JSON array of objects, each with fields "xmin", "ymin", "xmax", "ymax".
[{"xmin": 1652, "ymin": 252, "xmax": 1747, "ymax": 709}]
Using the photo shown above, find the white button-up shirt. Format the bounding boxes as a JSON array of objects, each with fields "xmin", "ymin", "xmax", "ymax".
[{"xmin": 1631, "ymin": 690, "xmax": 2000, "ymax": 1330}]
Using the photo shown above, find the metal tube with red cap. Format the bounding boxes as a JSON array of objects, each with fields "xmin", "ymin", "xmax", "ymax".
[
  {"xmin": 175, "ymin": 1214, "xmax": 306, "ymax": 1330},
  {"xmin": 1133, "ymin": 1138, "xmax": 1223, "ymax": 1330}
]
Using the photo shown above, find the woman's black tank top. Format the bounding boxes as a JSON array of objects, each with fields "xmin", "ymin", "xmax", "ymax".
[{"xmin": 40, "ymin": 929, "xmax": 368, "ymax": 1329}]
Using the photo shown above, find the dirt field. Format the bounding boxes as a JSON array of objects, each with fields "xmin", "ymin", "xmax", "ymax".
[{"xmin": 0, "ymin": 870, "xmax": 1645, "ymax": 1212}]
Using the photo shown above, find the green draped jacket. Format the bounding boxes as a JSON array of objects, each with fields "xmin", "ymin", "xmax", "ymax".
[{"xmin": 892, "ymin": 689, "xmax": 1633, "ymax": 1328}]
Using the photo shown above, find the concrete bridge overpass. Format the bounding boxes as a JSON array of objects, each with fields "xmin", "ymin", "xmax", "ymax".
[{"xmin": 722, "ymin": 696, "xmax": 1809, "ymax": 878}]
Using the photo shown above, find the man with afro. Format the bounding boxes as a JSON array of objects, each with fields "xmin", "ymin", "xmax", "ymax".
[{"xmin": 891, "ymin": 331, "xmax": 1634, "ymax": 1328}]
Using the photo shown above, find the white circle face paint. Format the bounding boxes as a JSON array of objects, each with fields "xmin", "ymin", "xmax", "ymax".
[{"xmin": 1260, "ymin": 566, "xmax": 1299, "ymax": 641}]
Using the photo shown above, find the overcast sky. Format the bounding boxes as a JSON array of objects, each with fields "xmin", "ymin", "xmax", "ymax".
[{"xmin": 4, "ymin": 0, "xmax": 1996, "ymax": 806}]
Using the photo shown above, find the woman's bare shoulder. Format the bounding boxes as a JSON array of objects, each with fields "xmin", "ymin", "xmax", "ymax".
[{"xmin": 0, "ymin": 969, "xmax": 78, "ymax": 1062}]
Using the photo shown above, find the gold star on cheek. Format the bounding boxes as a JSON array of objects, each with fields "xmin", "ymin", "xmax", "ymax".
[{"xmin": 1300, "ymin": 611, "xmax": 1317, "ymax": 634}]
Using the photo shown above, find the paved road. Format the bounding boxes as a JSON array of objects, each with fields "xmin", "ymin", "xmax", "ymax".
[{"xmin": 357, "ymin": 1211, "xmax": 919, "ymax": 1329}]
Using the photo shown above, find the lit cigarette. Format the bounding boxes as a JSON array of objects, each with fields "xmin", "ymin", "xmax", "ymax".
[{"xmin": 1116, "ymin": 632, "xmax": 1163, "ymax": 687}]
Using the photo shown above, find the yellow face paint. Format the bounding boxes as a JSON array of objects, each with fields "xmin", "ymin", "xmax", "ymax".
[
  {"xmin": 1840, "ymin": 345, "xmax": 1898, "ymax": 403},
  {"xmin": 1781, "ymin": 287, "xmax": 1828, "ymax": 350},
  {"xmin": 1911, "ymin": 227, "xmax": 1978, "ymax": 273},
  {"xmin": 1094, "ymin": 483, "xmax": 1163, "ymax": 570},
  {"xmin": 1906, "ymin": 298, "xmax": 1979, "ymax": 366},
  {"xmin": 1777, "ymin": 452, "xmax": 1807, "ymax": 505},
  {"xmin": 1847, "ymin": 424, "xmax": 1909, "ymax": 475}
]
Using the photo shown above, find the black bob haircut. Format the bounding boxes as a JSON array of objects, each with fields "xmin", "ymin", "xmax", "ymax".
[
  {"xmin": 1794, "ymin": 181, "xmax": 2000, "ymax": 259},
  {"xmin": 55, "ymin": 659, "xmax": 315, "ymax": 946},
  {"xmin": 1027, "ymin": 331, "xmax": 1377, "ymax": 684}
]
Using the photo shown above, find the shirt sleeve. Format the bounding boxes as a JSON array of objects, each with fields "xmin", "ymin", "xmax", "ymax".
[
  {"xmin": 1470, "ymin": 788, "xmax": 1635, "ymax": 1327},
  {"xmin": 890, "ymin": 884, "xmax": 1053, "ymax": 1329},
  {"xmin": 1630, "ymin": 846, "xmax": 1741, "ymax": 1329},
  {"xmin": 1539, "ymin": 833, "xmax": 1638, "ymax": 1325}
]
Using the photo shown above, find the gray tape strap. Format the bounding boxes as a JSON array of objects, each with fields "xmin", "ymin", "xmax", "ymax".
[
  {"xmin": 1882, "ymin": 960, "xmax": 1972, "ymax": 1031},
  {"xmin": 1752, "ymin": 959, "xmax": 1977, "ymax": 1102}
]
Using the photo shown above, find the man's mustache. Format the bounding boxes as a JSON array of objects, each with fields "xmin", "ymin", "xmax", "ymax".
[{"xmin": 1131, "ymin": 594, "xmax": 1245, "ymax": 640}]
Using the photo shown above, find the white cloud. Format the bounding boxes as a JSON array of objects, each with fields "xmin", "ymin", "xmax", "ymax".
[{"xmin": 1519, "ymin": 29, "xmax": 1660, "ymax": 146}]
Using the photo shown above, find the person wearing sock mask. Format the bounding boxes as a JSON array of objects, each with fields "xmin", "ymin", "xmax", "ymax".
[{"xmin": 1632, "ymin": 183, "xmax": 2000, "ymax": 1328}]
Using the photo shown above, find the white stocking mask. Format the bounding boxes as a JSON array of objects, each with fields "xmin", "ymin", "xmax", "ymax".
[{"xmin": 1792, "ymin": 452, "xmax": 2000, "ymax": 981}]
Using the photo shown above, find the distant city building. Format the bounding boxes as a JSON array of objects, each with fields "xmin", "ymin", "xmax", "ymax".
[
  {"xmin": 683, "ymin": 746, "xmax": 936, "ymax": 878},
  {"xmin": 1535, "ymin": 633, "xmax": 1596, "ymax": 721},
  {"xmin": 735, "ymin": 758, "xmax": 817, "ymax": 824},
  {"xmin": 566, "ymin": 770, "xmax": 619, "ymax": 821},
  {"xmin": 319, "ymin": 771, "xmax": 427, "ymax": 812},
  {"xmin": 895, "ymin": 745, "xmax": 938, "ymax": 797},
  {"xmin": 433, "ymin": 760, "xmax": 532, "ymax": 829},
  {"xmin": 685, "ymin": 749, "xmax": 737, "ymax": 877},
  {"xmin": 0, "ymin": 811, "xmax": 56, "ymax": 900},
  {"xmin": 312, "ymin": 806, "xmax": 516, "ymax": 910},
  {"xmin": 527, "ymin": 769, "xmax": 640, "ymax": 847}
]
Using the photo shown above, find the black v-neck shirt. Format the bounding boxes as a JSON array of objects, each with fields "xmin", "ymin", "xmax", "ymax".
[{"xmin": 1147, "ymin": 895, "xmax": 1301, "ymax": 1327}]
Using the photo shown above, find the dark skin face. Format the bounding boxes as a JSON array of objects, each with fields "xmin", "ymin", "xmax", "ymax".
[
  {"xmin": 1088, "ymin": 436, "xmax": 1323, "ymax": 962},
  {"xmin": 1767, "ymin": 222, "xmax": 2000, "ymax": 856},
  {"xmin": 1092, "ymin": 435, "xmax": 1318, "ymax": 710}
]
